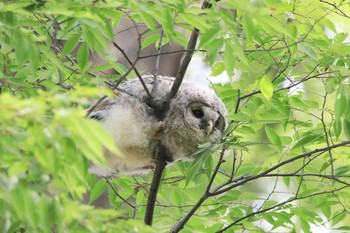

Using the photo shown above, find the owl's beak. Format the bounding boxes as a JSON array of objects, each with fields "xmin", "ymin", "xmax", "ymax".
[{"xmin": 206, "ymin": 120, "xmax": 214, "ymax": 136}]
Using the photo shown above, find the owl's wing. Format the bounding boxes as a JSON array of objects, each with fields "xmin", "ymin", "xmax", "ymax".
[
  {"xmin": 88, "ymin": 92, "xmax": 162, "ymax": 175},
  {"xmin": 88, "ymin": 98, "xmax": 119, "ymax": 121}
]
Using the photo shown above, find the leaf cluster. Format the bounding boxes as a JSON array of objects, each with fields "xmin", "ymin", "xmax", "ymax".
[{"xmin": 1, "ymin": 0, "xmax": 350, "ymax": 232}]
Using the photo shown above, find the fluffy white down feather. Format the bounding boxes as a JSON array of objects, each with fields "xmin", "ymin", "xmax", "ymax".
[{"xmin": 88, "ymin": 75, "xmax": 227, "ymax": 176}]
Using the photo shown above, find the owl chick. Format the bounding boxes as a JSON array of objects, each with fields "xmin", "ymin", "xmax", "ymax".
[{"xmin": 88, "ymin": 75, "xmax": 227, "ymax": 176}]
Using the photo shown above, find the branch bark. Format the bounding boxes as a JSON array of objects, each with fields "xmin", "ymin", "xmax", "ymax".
[
  {"xmin": 143, "ymin": 0, "xmax": 213, "ymax": 226},
  {"xmin": 143, "ymin": 26, "xmax": 200, "ymax": 227},
  {"xmin": 168, "ymin": 27, "xmax": 199, "ymax": 100},
  {"xmin": 144, "ymin": 158, "xmax": 167, "ymax": 225}
]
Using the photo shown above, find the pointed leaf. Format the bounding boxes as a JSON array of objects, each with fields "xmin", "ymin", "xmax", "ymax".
[
  {"xmin": 260, "ymin": 76, "xmax": 274, "ymax": 100},
  {"xmin": 224, "ymin": 42, "xmax": 235, "ymax": 77},
  {"xmin": 62, "ymin": 34, "xmax": 80, "ymax": 57},
  {"xmin": 89, "ymin": 180, "xmax": 107, "ymax": 204},
  {"xmin": 198, "ymin": 26, "xmax": 221, "ymax": 49}
]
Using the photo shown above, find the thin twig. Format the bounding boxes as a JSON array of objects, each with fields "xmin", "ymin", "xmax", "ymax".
[
  {"xmin": 213, "ymin": 141, "xmax": 350, "ymax": 196},
  {"xmin": 217, "ymin": 185, "xmax": 350, "ymax": 232},
  {"xmin": 319, "ymin": 0, "xmax": 350, "ymax": 19},
  {"xmin": 138, "ymin": 49, "xmax": 206, "ymax": 59},
  {"xmin": 170, "ymin": 141, "xmax": 350, "ymax": 232},
  {"xmin": 112, "ymin": 9, "xmax": 148, "ymax": 91},
  {"xmin": 154, "ymin": 30, "xmax": 164, "ymax": 77},
  {"xmin": 112, "ymin": 42, "xmax": 151, "ymax": 97},
  {"xmin": 170, "ymin": 147, "xmax": 226, "ymax": 233},
  {"xmin": 85, "ymin": 95, "xmax": 108, "ymax": 118},
  {"xmin": 321, "ymin": 93, "xmax": 335, "ymax": 176},
  {"xmin": 207, "ymin": 147, "xmax": 227, "ymax": 193},
  {"xmin": 105, "ymin": 177, "xmax": 138, "ymax": 218},
  {"xmin": 152, "ymin": 30, "xmax": 164, "ymax": 95}
]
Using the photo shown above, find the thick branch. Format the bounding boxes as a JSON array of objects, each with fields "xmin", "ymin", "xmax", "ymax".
[
  {"xmin": 144, "ymin": 26, "xmax": 199, "ymax": 226},
  {"xmin": 168, "ymin": 28, "xmax": 199, "ymax": 100},
  {"xmin": 144, "ymin": 157, "xmax": 167, "ymax": 225},
  {"xmin": 144, "ymin": 0, "xmax": 212, "ymax": 227}
]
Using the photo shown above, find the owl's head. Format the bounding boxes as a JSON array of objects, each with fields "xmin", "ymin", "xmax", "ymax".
[
  {"xmin": 164, "ymin": 81, "xmax": 227, "ymax": 160},
  {"xmin": 186, "ymin": 102, "xmax": 226, "ymax": 141}
]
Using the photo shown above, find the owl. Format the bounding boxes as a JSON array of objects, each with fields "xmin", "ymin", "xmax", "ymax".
[{"xmin": 88, "ymin": 75, "xmax": 227, "ymax": 176}]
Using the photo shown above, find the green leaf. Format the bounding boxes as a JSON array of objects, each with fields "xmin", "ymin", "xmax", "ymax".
[
  {"xmin": 141, "ymin": 33, "xmax": 160, "ymax": 49},
  {"xmin": 89, "ymin": 180, "xmax": 107, "ymax": 204},
  {"xmin": 336, "ymin": 226, "xmax": 350, "ymax": 231},
  {"xmin": 170, "ymin": 190, "xmax": 183, "ymax": 206},
  {"xmin": 77, "ymin": 42, "xmax": 89, "ymax": 72},
  {"xmin": 334, "ymin": 32, "xmax": 348, "ymax": 43},
  {"xmin": 299, "ymin": 44, "xmax": 317, "ymax": 59},
  {"xmin": 265, "ymin": 126, "xmax": 282, "ymax": 150},
  {"xmin": 335, "ymin": 165, "xmax": 350, "ymax": 176},
  {"xmin": 344, "ymin": 119, "xmax": 350, "ymax": 140},
  {"xmin": 198, "ymin": 25, "xmax": 221, "ymax": 49},
  {"xmin": 242, "ymin": 14, "xmax": 255, "ymax": 41},
  {"xmin": 260, "ymin": 76, "xmax": 274, "ymax": 100},
  {"xmin": 335, "ymin": 91, "xmax": 348, "ymax": 119},
  {"xmin": 292, "ymin": 134, "xmax": 322, "ymax": 150},
  {"xmin": 300, "ymin": 218, "xmax": 311, "ymax": 233},
  {"xmin": 334, "ymin": 118, "xmax": 342, "ymax": 138},
  {"xmin": 172, "ymin": 31, "xmax": 187, "ymax": 47},
  {"xmin": 223, "ymin": 42, "xmax": 235, "ymax": 78},
  {"xmin": 332, "ymin": 211, "xmax": 347, "ymax": 225},
  {"xmin": 283, "ymin": 176, "xmax": 290, "ymax": 187},
  {"xmin": 321, "ymin": 205, "xmax": 331, "ymax": 219},
  {"xmin": 185, "ymin": 147, "xmax": 213, "ymax": 187},
  {"xmin": 184, "ymin": 161, "xmax": 201, "ymax": 187},
  {"xmin": 161, "ymin": 8, "xmax": 176, "ymax": 41},
  {"xmin": 210, "ymin": 62, "xmax": 225, "ymax": 77},
  {"xmin": 138, "ymin": 9, "xmax": 156, "ymax": 30},
  {"xmin": 62, "ymin": 34, "xmax": 81, "ymax": 57}
]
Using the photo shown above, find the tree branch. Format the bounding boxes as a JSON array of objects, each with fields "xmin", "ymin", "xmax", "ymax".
[
  {"xmin": 170, "ymin": 141, "xmax": 350, "ymax": 231},
  {"xmin": 170, "ymin": 147, "xmax": 226, "ymax": 233},
  {"xmin": 213, "ymin": 141, "xmax": 350, "ymax": 195},
  {"xmin": 112, "ymin": 42, "xmax": 151, "ymax": 97},
  {"xmin": 144, "ymin": 0, "xmax": 212, "ymax": 227},
  {"xmin": 319, "ymin": 0, "xmax": 350, "ymax": 19},
  {"xmin": 138, "ymin": 49, "xmax": 205, "ymax": 59},
  {"xmin": 168, "ymin": 28, "xmax": 199, "ymax": 100},
  {"xmin": 168, "ymin": 0, "xmax": 212, "ymax": 100},
  {"xmin": 217, "ymin": 185, "xmax": 350, "ymax": 232},
  {"xmin": 85, "ymin": 95, "xmax": 108, "ymax": 118},
  {"xmin": 144, "ymin": 158, "xmax": 167, "ymax": 225}
]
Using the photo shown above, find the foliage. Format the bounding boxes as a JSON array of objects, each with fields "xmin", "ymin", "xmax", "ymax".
[{"xmin": 1, "ymin": 0, "xmax": 350, "ymax": 232}]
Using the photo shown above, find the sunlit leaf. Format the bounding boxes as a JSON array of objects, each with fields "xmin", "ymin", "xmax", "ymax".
[
  {"xmin": 260, "ymin": 76, "xmax": 274, "ymax": 100},
  {"xmin": 210, "ymin": 62, "xmax": 225, "ymax": 77}
]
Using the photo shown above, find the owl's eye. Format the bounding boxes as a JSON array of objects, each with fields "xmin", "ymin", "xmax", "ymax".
[{"xmin": 192, "ymin": 109, "xmax": 204, "ymax": 118}]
